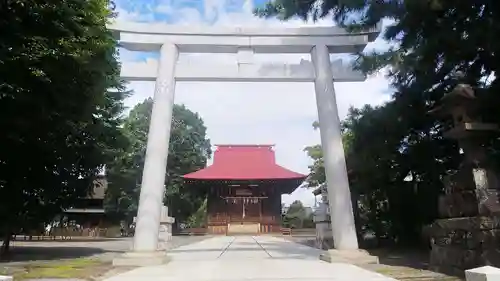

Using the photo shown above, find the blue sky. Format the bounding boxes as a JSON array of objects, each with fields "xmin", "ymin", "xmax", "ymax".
[
  {"xmin": 115, "ymin": 0, "xmax": 269, "ymax": 23},
  {"xmin": 115, "ymin": 0, "xmax": 393, "ymax": 207}
]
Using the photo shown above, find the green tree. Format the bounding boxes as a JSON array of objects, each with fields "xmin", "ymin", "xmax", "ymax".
[
  {"xmin": 105, "ymin": 98, "xmax": 212, "ymax": 225},
  {"xmin": 256, "ymin": 0, "xmax": 500, "ymax": 245},
  {"xmin": 283, "ymin": 200, "xmax": 313, "ymax": 229},
  {"xmin": 0, "ymin": 0, "xmax": 126, "ymax": 252},
  {"xmin": 303, "ymin": 124, "xmax": 353, "ymax": 188},
  {"xmin": 256, "ymin": 1, "xmax": 500, "ymax": 119}
]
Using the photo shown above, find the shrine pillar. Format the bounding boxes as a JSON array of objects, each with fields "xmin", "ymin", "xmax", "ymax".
[
  {"xmin": 132, "ymin": 42, "xmax": 178, "ymax": 252},
  {"xmin": 311, "ymin": 44, "xmax": 358, "ymax": 251}
]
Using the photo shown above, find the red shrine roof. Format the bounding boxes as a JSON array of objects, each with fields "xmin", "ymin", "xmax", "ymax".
[{"xmin": 183, "ymin": 145, "xmax": 307, "ymax": 181}]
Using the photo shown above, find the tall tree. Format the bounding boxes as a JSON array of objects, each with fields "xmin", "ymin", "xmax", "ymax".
[
  {"xmin": 256, "ymin": 1, "xmax": 500, "ymax": 113},
  {"xmin": 256, "ymin": 0, "xmax": 500, "ymax": 244},
  {"xmin": 0, "ymin": 0, "xmax": 126, "ymax": 252},
  {"xmin": 105, "ymin": 98, "xmax": 212, "ymax": 225}
]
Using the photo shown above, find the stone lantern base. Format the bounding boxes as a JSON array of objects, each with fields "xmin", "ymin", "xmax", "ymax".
[
  {"xmin": 158, "ymin": 205, "xmax": 175, "ymax": 251},
  {"xmin": 314, "ymin": 221, "xmax": 334, "ymax": 250},
  {"xmin": 429, "ymin": 216, "xmax": 500, "ymax": 276}
]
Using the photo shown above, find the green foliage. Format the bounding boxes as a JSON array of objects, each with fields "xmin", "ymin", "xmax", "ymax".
[
  {"xmin": 105, "ymin": 98, "xmax": 211, "ymax": 224},
  {"xmin": 186, "ymin": 199, "xmax": 207, "ymax": 228},
  {"xmin": 303, "ymin": 127, "xmax": 353, "ymax": 187},
  {"xmin": 0, "ymin": 0, "xmax": 126, "ymax": 245},
  {"xmin": 261, "ymin": 0, "xmax": 500, "ymax": 245},
  {"xmin": 303, "ymin": 145, "xmax": 325, "ymax": 188},
  {"xmin": 282, "ymin": 200, "xmax": 314, "ymax": 229}
]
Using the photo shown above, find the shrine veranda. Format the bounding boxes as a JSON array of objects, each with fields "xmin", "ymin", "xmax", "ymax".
[{"xmin": 108, "ymin": 21, "xmax": 380, "ymax": 258}]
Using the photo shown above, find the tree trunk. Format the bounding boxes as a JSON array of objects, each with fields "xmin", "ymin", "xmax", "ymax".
[
  {"xmin": 1, "ymin": 232, "xmax": 12, "ymax": 257},
  {"xmin": 351, "ymin": 191, "xmax": 363, "ymax": 243}
]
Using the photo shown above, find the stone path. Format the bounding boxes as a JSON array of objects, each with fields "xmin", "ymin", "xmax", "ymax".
[{"xmin": 104, "ymin": 236, "xmax": 396, "ymax": 281}]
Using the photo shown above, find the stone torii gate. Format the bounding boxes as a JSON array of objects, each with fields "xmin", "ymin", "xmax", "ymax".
[{"xmin": 109, "ymin": 22, "xmax": 380, "ymax": 266}]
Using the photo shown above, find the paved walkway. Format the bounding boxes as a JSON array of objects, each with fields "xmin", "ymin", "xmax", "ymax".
[{"xmin": 104, "ymin": 236, "xmax": 396, "ymax": 281}]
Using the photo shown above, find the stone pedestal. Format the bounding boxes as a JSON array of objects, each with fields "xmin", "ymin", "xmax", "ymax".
[
  {"xmin": 438, "ymin": 167, "xmax": 500, "ymax": 218},
  {"xmin": 113, "ymin": 205, "xmax": 175, "ymax": 266},
  {"xmin": 465, "ymin": 266, "xmax": 500, "ymax": 281},
  {"xmin": 428, "ymin": 82, "xmax": 500, "ymax": 275},
  {"xmin": 158, "ymin": 205, "xmax": 175, "ymax": 251},
  {"xmin": 313, "ymin": 185, "xmax": 334, "ymax": 250},
  {"xmin": 430, "ymin": 216, "xmax": 500, "ymax": 276},
  {"xmin": 112, "ymin": 251, "xmax": 170, "ymax": 267},
  {"xmin": 113, "ymin": 211, "xmax": 174, "ymax": 267},
  {"xmin": 439, "ymin": 188, "xmax": 500, "ymax": 218},
  {"xmin": 315, "ymin": 221, "xmax": 334, "ymax": 250},
  {"xmin": 430, "ymin": 167, "xmax": 500, "ymax": 275},
  {"xmin": 320, "ymin": 249, "xmax": 379, "ymax": 265}
]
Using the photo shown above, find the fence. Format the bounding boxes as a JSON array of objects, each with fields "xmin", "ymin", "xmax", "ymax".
[{"xmin": 13, "ymin": 226, "xmax": 122, "ymax": 240}]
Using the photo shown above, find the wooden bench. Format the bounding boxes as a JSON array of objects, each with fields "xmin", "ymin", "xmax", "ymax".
[
  {"xmin": 180, "ymin": 228, "xmax": 207, "ymax": 236},
  {"xmin": 281, "ymin": 228, "xmax": 292, "ymax": 236}
]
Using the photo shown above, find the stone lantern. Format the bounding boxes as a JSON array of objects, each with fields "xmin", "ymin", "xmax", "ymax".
[
  {"xmin": 428, "ymin": 81, "xmax": 500, "ymax": 275},
  {"xmin": 312, "ymin": 184, "xmax": 334, "ymax": 249},
  {"xmin": 158, "ymin": 205, "xmax": 175, "ymax": 251}
]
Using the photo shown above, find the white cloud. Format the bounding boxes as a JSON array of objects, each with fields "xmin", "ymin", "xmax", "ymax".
[
  {"xmin": 114, "ymin": 6, "xmax": 155, "ymax": 22},
  {"xmin": 118, "ymin": 0, "xmax": 393, "ymax": 207}
]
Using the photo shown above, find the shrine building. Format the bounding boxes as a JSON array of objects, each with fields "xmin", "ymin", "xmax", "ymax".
[{"xmin": 183, "ymin": 145, "xmax": 306, "ymax": 235}]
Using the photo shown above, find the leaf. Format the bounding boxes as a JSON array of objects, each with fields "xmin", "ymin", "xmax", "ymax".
[{"xmin": 0, "ymin": 0, "xmax": 127, "ymax": 238}]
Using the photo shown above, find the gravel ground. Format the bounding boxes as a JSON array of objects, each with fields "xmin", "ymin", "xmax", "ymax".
[
  {"xmin": 23, "ymin": 279, "xmax": 85, "ymax": 281},
  {"xmin": 1, "ymin": 236, "xmax": 210, "ymax": 280},
  {"xmin": 2, "ymin": 235, "xmax": 209, "ymax": 264}
]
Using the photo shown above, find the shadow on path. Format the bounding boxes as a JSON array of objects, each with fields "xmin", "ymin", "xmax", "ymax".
[
  {"xmin": 0, "ymin": 246, "xmax": 118, "ymax": 263},
  {"xmin": 285, "ymin": 236, "xmax": 430, "ymax": 270},
  {"xmin": 1, "ymin": 235, "xmax": 208, "ymax": 264}
]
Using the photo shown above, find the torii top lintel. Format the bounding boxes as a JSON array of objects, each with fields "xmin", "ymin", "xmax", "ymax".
[{"xmin": 108, "ymin": 21, "xmax": 381, "ymax": 53}]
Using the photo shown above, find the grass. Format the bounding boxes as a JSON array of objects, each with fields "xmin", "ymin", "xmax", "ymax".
[
  {"xmin": 1, "ymin": 258, "xmax": 112, "ymax": 280},
  {"xmin": 366, "ymin": 266, "xmax": 464, "ymax": 281}
]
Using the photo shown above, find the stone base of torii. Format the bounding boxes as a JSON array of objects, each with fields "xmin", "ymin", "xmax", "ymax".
[
  {"xmin": 113, "ymin": 205, "xmax": 174, "ymax": 267},
  {"xmin": 313, "ymin": 185, "xmax": 378, "ymax": 265}
]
